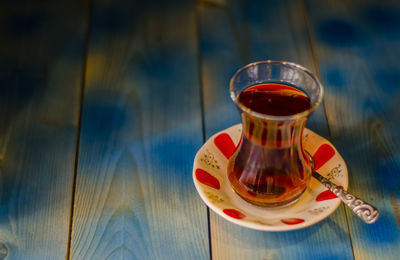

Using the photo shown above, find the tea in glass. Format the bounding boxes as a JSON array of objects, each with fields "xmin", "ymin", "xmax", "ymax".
[{"xmin": 228, "ymin": 61, "xmax": 323, "ymax": 207}]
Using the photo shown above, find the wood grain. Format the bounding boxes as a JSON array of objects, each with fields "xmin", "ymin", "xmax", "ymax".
[
  {"xmin": 69, "ymin": 0, "xmax": 209, "ymax": 259},
  {"xmin": 0, "ymin": 0, "xmax": 88, "ymax": 259},
  {"xmin": 0, "ymin": 0, "xmax": 398, "ymax": 259},
  {"xmin": 306, "ymin": 0, "xmax": 400, "ymax": 259},
  {"xmin": 198, "ymin": 0, "xmax": 353, "ymax": 259}
]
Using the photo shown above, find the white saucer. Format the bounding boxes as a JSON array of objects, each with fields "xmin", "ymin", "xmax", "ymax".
[{"xmin": 193, "ymin": 124, "xmax": 348, "ymax": 231}]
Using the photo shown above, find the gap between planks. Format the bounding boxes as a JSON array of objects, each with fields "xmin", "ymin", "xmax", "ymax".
[{"xmin": 66, "ymin": 0, "xmax": 94, "ymax": 259}]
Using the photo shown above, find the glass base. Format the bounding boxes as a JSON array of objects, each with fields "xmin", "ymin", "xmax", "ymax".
[{"xmin": 233, "ymin": 187, "xmax": 306, "ymax": 208}]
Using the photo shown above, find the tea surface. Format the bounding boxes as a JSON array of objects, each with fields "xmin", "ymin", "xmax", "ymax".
[{"xmin": 238, "ymin": 83, "xmax": 311, "ymax": 116}]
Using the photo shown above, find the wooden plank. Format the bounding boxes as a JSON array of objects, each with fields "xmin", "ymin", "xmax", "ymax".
[
  {"xmin": 305, "ymin": 0, "xmax": 400, "ymax": 259},
  {"xmin": 69, "ymin": 0, "xmax": 209, "ymax": 259},
  {"xmin": 198, "ymin": 0, "xmax": 354, "ymax": 259},
  {"xmin": 0, "ymin": 0, "xmax": 88, "ymax": 259}
]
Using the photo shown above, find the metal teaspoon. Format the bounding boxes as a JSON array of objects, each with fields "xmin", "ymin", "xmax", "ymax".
[{"xmin": 307, "ymin": 153, "xmax": 380, "ymax": 224}]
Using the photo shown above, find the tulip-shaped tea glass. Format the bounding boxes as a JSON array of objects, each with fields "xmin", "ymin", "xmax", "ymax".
[{"xmin": 228, "ymin": 60, "xmax": 323, "ymax": 207}]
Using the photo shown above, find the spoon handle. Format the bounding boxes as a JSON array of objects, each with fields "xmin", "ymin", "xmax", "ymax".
[{"xmin": 312, "ymin": 171, "xmax": 380, "ymax": 224}]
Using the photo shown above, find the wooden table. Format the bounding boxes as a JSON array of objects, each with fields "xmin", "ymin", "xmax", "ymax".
[{"xmin": 0, "ymin": 0, "xmax": 399, "ymax": 259}]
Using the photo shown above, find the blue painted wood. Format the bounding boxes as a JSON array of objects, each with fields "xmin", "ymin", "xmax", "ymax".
[
  {"xmin": 306, "ymin": 0, "xmax": 400, "ymax": 259},
  {"xmin": 198, "ymin": 0, "xmax": 354, "ymax": 259},
  {"xmin": 1, "ymin": 0, "xmax": 397, "ymax": 258},
  {"xmin": 0, "ymin": 0, "xmax": 88, "ymax": 259},
  {"xmin": 70, "ymin": 0, "xmax": 209, "ymax": 259}
]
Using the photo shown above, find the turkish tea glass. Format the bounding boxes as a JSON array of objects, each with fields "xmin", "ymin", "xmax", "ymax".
[{"xmin": 228, "ymin": 60, "xmax": 323, "ymax": 207}]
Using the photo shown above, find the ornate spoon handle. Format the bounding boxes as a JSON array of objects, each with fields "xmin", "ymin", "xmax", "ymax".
[{"xmin": 312, "ymin": 171, "xmax": 379, "ymax": 224}]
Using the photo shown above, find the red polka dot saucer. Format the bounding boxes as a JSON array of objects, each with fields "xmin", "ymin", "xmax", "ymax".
[{"xmin": 193, "ymin": 124, "xmax": 348, "ymax": 231}]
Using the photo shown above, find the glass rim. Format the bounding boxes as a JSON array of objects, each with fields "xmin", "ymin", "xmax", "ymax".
[{"xmin": 229, "ymin": 60, "xmax": 324, "ymax": 121}]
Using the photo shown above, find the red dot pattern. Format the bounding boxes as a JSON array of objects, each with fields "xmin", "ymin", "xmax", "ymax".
[
  {"xmin": 214, "ymin": 133, "xmax": 237, "ymax": 159},
  {"xmin": 281, "ymin": 218, "xmax": 305, "ymax": 225},
  {"xmin": 313, "ymin": 143, "xmax": 335, "ymax": 170},
  {"xmin": 223, "ymin": 209, "xmax": 246, "ymax": 219},
  {"xmin": 195, "ymin": 168, "xmax": 220, "ymax": 190}
]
